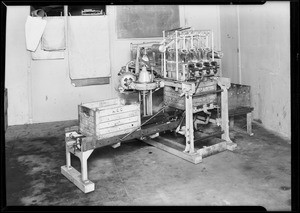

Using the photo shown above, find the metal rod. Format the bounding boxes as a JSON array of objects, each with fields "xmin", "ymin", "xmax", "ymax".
[
  {"xmin": 143, "ymin": 91, "xmax": 146, "ymax": 116},
  {"xmin": 135, "ymin": 46, "xmax": 140, "ymax": 75},
  {"xmin": 163, "ymin": 31, "xmax": 166, "ymax": 78},
  {"xmin": 175, "ymin": 30, "xmax": 179, "ymax": 81},
  {"xmin": 211, "ymin": 31, "xmax": 214, "ymax": 61}
]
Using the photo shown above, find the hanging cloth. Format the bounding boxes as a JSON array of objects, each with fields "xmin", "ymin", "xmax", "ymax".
[
  {"xmin": 67, "ymin": 16, "xmax": 111, "ymax": 79},
  {"xmin": 41, "ymin": 17, "xmax": 66, "ymax": 51},
  {"xmin": 25, "ymin": 16, "xmax": 47, "ymax": 51},
  {"xmin": 31, "ymin": 40, "xmax": 64, "ymax": 60}
]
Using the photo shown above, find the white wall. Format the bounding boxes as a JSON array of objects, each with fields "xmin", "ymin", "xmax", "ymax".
[
  {"xmin": 5, "ymin": 7, "xmax": 31, "ymax": 125},
  {"xmin": 5, "ymin": 5, "xmax": 221, "ymax": 125},
  {"xmin": 219, "ymin": 2, "xmax": 290, "ymax": 139},
  {"xmin": 239, "ymin": 2, "xmax": 290, "ymax": 139},
  {"xmin": 5, "ymin": 6, "xmax": 114, "ymax": 125},
  {"xmin": 219, "ymin": 5, "xmax": 240, "ymax": 83}
]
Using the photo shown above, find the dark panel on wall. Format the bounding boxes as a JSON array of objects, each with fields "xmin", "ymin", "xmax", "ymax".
[{"xmin": 116, "ymin": 5, "xmax": 180, "ymax": 38}]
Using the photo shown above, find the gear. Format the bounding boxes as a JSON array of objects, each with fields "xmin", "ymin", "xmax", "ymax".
[{"xmin": 119, "ymin": 72, "xmax": 136, "ymax": 90}]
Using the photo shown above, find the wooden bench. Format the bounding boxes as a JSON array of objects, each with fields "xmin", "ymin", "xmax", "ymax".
[
  {"xmin": 229, "ymin": 106, "xmax": 254, "ymax": 136},
  {"xmin": 216, "ymin": 83, "xmax": 254, "ymax": 136}
]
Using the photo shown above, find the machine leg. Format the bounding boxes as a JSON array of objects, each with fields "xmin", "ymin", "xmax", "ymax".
[
  {"xmin": 66, "ymin": 143, "xmax": 71, "ymax": 169},
  {"xmin": 247, "ymin": 112, "xmax": 254, "ymax": 136},
  {"xmin": 229, "ymin": 116, "xmax": 234, "ymax": 129},
  {"xmin": 61, "ymin": 132, "xmax": 95, "ymax": 193},
  {"xmin": 148, "ymin": 90, "xmax": 153, "ymax": 116},
  {"xmin": 220, "ymin": 85, "xmax": 231, "ymax": 142},
  {"xmin": 219, "ymin": 84, "xmax": 237, "ymax": 151},
  {"xmin": 76, "ymin": 150, "xmax": 94, "ymax": 182},
  {"xmin": 143, "ymin": 91, "xmax": 146, "ymax": 116},
  {"xmin": 184, "ymin": 93, "xmax": 195, "ymax": 154}
]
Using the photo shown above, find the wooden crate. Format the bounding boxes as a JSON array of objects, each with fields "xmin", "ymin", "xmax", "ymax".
[
  {"xmin": 78, "ymin": 98, "xmax": 141, "ymax": 140},
  {"xmin": 217, "ymin": 83, "xmax": 251, "ymax": 110},
  {"xmin": 164, "ymin": 80, "xmax": 217, "ymax": 110}
]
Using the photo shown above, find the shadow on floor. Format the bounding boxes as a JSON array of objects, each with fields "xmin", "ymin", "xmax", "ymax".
[{"xmin": 4, "ymin": 117, "xmax": 291, "ymax": 210}]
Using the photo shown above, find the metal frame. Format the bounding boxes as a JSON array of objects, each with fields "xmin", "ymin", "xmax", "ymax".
[{"xmin": 144, "ymin": 77, "xmax": 237, "ymax": 164}]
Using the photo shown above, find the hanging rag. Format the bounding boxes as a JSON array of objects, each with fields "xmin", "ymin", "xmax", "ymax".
[
  {"xmin": 25, "ymin": 16, "xmax": 47, "ymax": 51},
  {"xmin": 68, "ymin": 16, "xmax": 111, "ymax": 80},
  {"xmin": 41, "ymin": 17, "xmax": 66, "ymax": 51},
  {"xmin": 31, "ymin": 40, "xmax": 64, "ymax": 60}
]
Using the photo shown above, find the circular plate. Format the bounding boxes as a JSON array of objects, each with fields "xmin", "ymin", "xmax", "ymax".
[{"xmin": 134, "ymin": 82, "xmax": 157, "ymax": 91}]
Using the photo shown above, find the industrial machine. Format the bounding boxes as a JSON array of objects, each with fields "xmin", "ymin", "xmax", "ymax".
[{"xmin": 61, "ymin": 27, "xmax": 237, "ymax": 193}]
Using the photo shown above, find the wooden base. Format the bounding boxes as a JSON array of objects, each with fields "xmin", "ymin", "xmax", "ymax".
[
  {"xmin": 61, "ymin": 165, "xmax": 95, "ymax": 193},
  {"xmin": 143, "ymin": 134, "xmax": 237, "ymax": 164},
  {"xmin": 143, "ymin": 139, "xmax": 202, "ymax": 164}
]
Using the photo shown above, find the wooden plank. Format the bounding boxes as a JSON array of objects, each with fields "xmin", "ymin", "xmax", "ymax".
[
  {"xmin": 96, "ymin": 110, "xmax": 140, "ymax": 123},
  {"xmin": 97, "ymin": 126, "xmax": 139, "ymax": 140},
  {"xmin": 143, "ymin": 139, "xmax": 202, "ymax": 164},
  {"xmin": 81, "ymin": 98, "xmax": 122, "ymax": 110},
  {"xmin": 98, "ymin": 104, "xmax": 140, "ymax": 116},
  {"xmin": 61, "ymin": 165, "xmax": 95, "ymax": 193},
  {"xmin": 97, "ymin": 122, "xmax": 140, "ymax": 135},
  {"xmin": 164, "ymin": 93, "xmax": 217, "ymax": 110},
  {"xmin": 247, "ymin": 112, "xmax": 253, "ymax": 136},
  {"xmin": 71, "ymin": 77, "xmax": 110, "ymax": 87},
  {"xmin": 197, "ymin": 141, "xmax": 227, "ymax": 158},
  {"xmin": 96, "ymin": 116, "xmax": 140, "ymax": 129}
]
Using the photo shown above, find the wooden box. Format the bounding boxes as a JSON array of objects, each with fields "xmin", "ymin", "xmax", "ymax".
[
  {"xmin": 164, "ymin": 80, "xmax": 217, "ymax": 110},
  {"xmin": 217, "ymin": 83, "xmax": 251, "ymax": 110},
  {"xmin": 78, "ymin": 98, "xmax": 141, "ymax": 140}
]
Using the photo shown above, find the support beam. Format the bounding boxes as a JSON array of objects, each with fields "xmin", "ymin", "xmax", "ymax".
[
  {"xmin": 247, "ymin": 112, "xmax": 254, "ymax": 136},
  {"xmin": 143, "ymin": 138, "xmax": 202, "ymax": 164},
  {"xmin": 218, "ymin": 83, "xmax": 231, "ymax": 142},
  {"xmin": 61, "ymin": 136, "xmax": 95, "ymax": 193}
]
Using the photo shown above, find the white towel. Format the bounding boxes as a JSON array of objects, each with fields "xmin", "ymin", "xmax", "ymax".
[
  {"xmin": 25, "ymin": 16, "xmax": 47, "ymax": 51},
  {"xmin": 31, "ymin": 41, "xmax": 64, "ymax": 60},
  {"xmin": 68, "ymin": 16, "xmax": 111, "ymax": 79},
  {"xmin": 41, "ymin": 17, "xmax": 66, "ymax": 51}
]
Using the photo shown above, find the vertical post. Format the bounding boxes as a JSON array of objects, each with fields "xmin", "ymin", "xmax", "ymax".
[
  {"xmin": 247, "ymin": 112, "xmax": 253, "ymax": 136},
  {"xmin": 188, "ymin": 93, "xmax": 194, "ymax": 154},
  {"xmin": 81, "ymin": 155, "xmax": 88, "ymax": 182},
  {"xmin": 143, "ymin": 91, "xmax": 146, "ymax": 116},
  {"xmin": 79, "ymin": 150, "xmax": 93, "ymax": 182},
  {"xmin": 64, "ymin": 6, "xmax": 70, "ymax": 79},
  {"xmin": 184, "ymin": 93, "xmax": 190, "ymax": 152},
  {"xmin": 66, "ymin": 145, "xmax": 71, "ymax": 169},
  {"xmin": 229, "ymin": 117, "xmax": 234, "ymax": 129},
  {"xmin": 184, "ymin": 92, "xmax": 194, "ymax": 154},
  {"xmin": 148, "ymin": 90, "xmax": 153, "ymax": 116},
  {"xmin": 220, "ymin": 85, "xmax": 231, "ymax": 142},
  {"xmin": 136, "ymin": 46, "xmax": 140, "ymax": 75},
  {"xmin": 163, "ymin": 31, "xmax": 167, "ymax": 78},
  {"xmin": 175, "ymin": 31, "xmax": 179, "ymax": 81},
  {"xmin": 211, "ymin": 31, "xmax": 214, "ymax": 61},
  {"xmin": 138, "ymin": 91, "xmax": 141, "ymax": 103},
  {"xmin": 182, "ymin": 64, "xmax": 186, "ymax": 81}
]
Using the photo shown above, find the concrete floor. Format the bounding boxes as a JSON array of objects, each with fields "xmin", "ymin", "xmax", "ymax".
[{"xmin": 5, "ymin": 117, "xmax": 291, "ymax": 210}]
